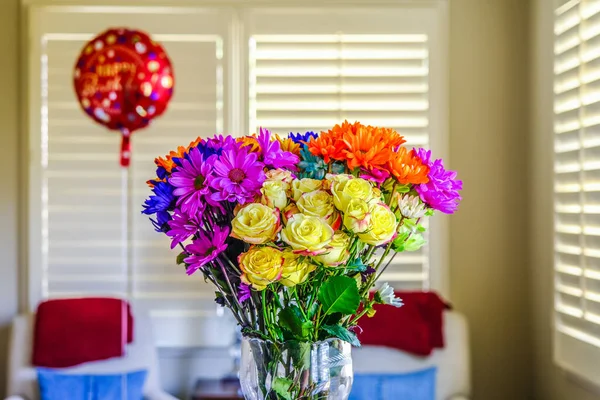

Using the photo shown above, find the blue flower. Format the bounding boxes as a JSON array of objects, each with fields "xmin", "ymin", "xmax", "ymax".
[
  {"xmin": 142, "ymin": 181, "xmax": 175, "ymax": 215},
  {"xmin": 156, "ymin": 166, "xmax": 168, "ymax": 180},
  {"xmin": 298, "ymin": 147, "xmax": 327, "ymax": 180},
  {"xmin": 181, "ymin": 140, "xmax": 223, "ymax": 164},
  {"xmin": 288, "ymin": 131, "xmax": 318, "ymax": 145},
  {"xmin": 150, "ymin": 210, "xmax": 172, "ymax": 233}
]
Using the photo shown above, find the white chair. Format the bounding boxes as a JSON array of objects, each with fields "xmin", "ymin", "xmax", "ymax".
[
  {"xmin": 5, "ymin": 310, "xmax": 179, "ymax": 400},
  {"xmin": 352, "ymin": 311, "xmax": 471, "ymax": 400}
]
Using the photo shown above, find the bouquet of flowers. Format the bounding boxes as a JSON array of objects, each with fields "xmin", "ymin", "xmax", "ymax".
[{"xmin": 142, "ymin": 121, "xmax": 462, "ymax": 400}]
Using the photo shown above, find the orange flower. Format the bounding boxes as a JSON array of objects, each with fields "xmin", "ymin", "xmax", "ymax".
[
  {"xmin": 386, "ymin": 147, "xmax": 430, "ymax": 184},
  {"xmin": 146, "ymin": 177, "xmax": 165, "ymax": 188},
  {"xmin": 307, "ymin": 122, "xmax": 350, "ymax": 163},
  {"xmin": 308, "ymin": 121, "xmax": 407, "ymax": 170},
  {"xmin": 153, "ymin": 137, "xmax": 203, "ymax": 176},
  {"xmin": 276, "ymin": 134, "xmax": 301, "ymax": 156},
  {"xmin": 342, "ymin": 125, "xmax": 406, "ymax": 171},
  {"xmin": 237, "ymin": 135, "xmax": 261, "ymax": 153}
]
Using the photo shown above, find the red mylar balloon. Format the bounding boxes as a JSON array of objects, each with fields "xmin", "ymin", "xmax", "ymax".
[{"xmin": 73, "ymin": 28, "xmax": 174, "ymax": 166}]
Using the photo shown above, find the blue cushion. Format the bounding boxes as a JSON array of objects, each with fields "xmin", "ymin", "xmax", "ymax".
[
  {"xmin": 349, "ymin": 367, "xmax": 436, "ymax": 400},
  {"xmin": 37, "ymin": 369, "xmax": 147, "ymax": 400}
]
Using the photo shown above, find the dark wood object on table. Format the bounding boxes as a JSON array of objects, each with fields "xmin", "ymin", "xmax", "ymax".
[{"xmin": 191, "ymin": 378, "xmax": 244, "ymax": 400}]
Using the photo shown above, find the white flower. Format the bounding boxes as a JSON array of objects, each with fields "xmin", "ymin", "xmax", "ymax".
[
  {"xmin": 398, "ymin": 194, "xmax": 427, "ymax": 219},
  {"xmin": 377, "ymin": 283, "xmax": 403, "ymax": 308}
]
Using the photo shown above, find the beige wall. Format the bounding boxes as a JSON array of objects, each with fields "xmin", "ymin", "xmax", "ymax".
[
  {"xmin": 0, "ymin": 0, "xmax": 21, "ymax": 396},
  {"xmin": 530, "ymin": 0, "xmax": 600, "ymax": 399},
  {"xmin": 448, "ymin": 0, "xmax": 533, "ymax": 398}
]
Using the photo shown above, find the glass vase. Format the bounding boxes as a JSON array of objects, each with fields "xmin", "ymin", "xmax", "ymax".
[{"xmin": 239, "ymin": 338, "xmax": 353, "ymax": 400}]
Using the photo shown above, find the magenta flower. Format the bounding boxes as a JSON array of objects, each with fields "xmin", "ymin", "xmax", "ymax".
[
  {"xmin": 205, "ymin": 134, "xmax": 236, "ymax": 154},
  {"xmin": 169, "ymin": 147, "xmax": 214, "ymax": 218},
  {"xmin": 238, "ymin": 282, "xmax": 252, "ymax": 303},
  {"xmin": 210, "ymin": 143, "xmax": 265, "ymax": 204},
  {"xmin": 359, "ymin": 167, "xmax": 390, "ymax": 185},
  {"xmin": 257, "ymin": 128, "xmax": 299, "ymax": 171},
  {"xmin": 166, "ymin": 210, "xmax": 201, "ymax": 249},
  {"xmin": 413, "ymin": 148, "xmax": 463, "ymax": 214},
  {"xmin": 184, "ymin": 226, "xmax": 230, "ymax": 275}
]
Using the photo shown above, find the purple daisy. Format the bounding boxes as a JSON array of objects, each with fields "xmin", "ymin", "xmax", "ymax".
[
  {"xmin": 205, "ymin": 134, "xmax": 236, "ymax": 154},
  {"xmin": 257, "ymin": 128, "xmax": 299, "ymax": 171},
  {"xmin": 166, "ymin": 210, "xmax": 202, "ymax": 249},
  {"xmin": 169, "ymin": 147, "xmax": 214, "ymax": 218},
  {"xmin": 184, "ymin": 225, "xmax": 230, "ymax": 275},
  {"xmin": 210, "ymin": 143, "xmax": 265, "ymax": 204},
  {"xmin": 413, "ymin": 148, "xmax": 463, "ymax": 214},
  {"xmin": 238, "ymin": 282, "xmax": 252, "ymax": 303}
]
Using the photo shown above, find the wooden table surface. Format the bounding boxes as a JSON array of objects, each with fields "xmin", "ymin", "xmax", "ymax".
[{"xmin": 191, "ymin": 378, "xmax": 244, "ymax": 400}]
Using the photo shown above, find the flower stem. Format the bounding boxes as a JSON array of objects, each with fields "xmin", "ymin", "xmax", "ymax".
[
  {"xmin": 216, "ymin": 257, "xmax": 250, "ymax": 326},
  {"xmin": 348, "ymin": 307, "xmax": 370, "ymax": 326}
]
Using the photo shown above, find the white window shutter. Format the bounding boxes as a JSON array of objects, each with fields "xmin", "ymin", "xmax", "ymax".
[
  {"xmin": 245, "ymin": 6, "xmax": 445, "ymax": 290},
  {"xmin": 29, "ymin": 3, "xmax": 449, "ymax": 348},
  {"xmin": 554, "ymin": 0, "xmax": 600, "ymax": 386},
  {"xmin": 31, "ymin": 6, "xmax": 235, "ymax": 347}
]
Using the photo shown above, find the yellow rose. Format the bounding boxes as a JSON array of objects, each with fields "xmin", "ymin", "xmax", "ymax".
[
  {"xmin": 358, "ymin": 202, "xmax": 398, "ymax": 246},
  {"xmin": 231, "ymin": 203, "xmax": 281, "ymax": 244},
  {"xmin": 265, "ymin": 169, "xmax": 295, "ymax": 186},
  {"xmin": 261, "ymin": 180, "xmax": 289, "ymax": 210},
  {"xmin": 316, "ymin": 231, "xmax": 351, "ymax": 266},
  {"xmin": 296, "ymin": 190, "xmax": 340, "ymax": 228},
  {"xmin": 326, "ymin": 173, "xmax": 354, "ymax": 183},
  {"xmin": 343, "ymin": 198, "xmax": 371, "ymax": 233},
  {"xmin": 239, "ymin": 246, "xmax": 284, "ymax": 290},
  {"xmin": 323, "ymin": 173, "xmax": 353, "ymax": 192},
  {"xmin": 281, "ymin": 214, "xmax": 334, "ymax": 256},
  {"xmin": 280, "ymin": 250, "xmax": 316, "ymax": 287},
  {"xmin": 332, "ymin": 177, "xmax": 374, "ymax": 212},
  {"xmin": 282, "ymin": 203, "xmax": 301, "ymax": 225},
  {"xmin": 291, "ymin": 178, "xmax": 323, "ymax": 201}
]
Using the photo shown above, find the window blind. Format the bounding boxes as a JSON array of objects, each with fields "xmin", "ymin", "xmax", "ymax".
[
  {"xmin": 32, "ymin": 6, "xmax": 233, "ymax": 347},
  {"xmin": 554, "ymin": 0, "xmax": 600, "ymax": 386},
  {"xmin": 247, "ymin": 8, "xmax": 438, "ymax": 290}
]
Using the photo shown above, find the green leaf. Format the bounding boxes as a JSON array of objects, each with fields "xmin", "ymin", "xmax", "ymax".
[
  {"xmin": 425, "ymin": 208, "xmax": 435, "ymax": 217},
  {"xmin": 272, "ymin": 377, "xmax": 293, "ymax": 400},
  {"xmin": 307, "ymin": 302, "xmax": 319, "ymax": 319},
  {"xmin": 322, "ymin": 324, "xmax": 361, "ymax": 347},
  {"xmin": 403, "ymin": 218, "xmax": 418, "ymax": 232},
  {"xmin": 396, "ymin": 184, "xmax": 411, "ymax": 193},
  {"xmin": 318, "ymin": 276, "xmax": 360, "ymax": 316},
  {"xmin": 404, "ymin": 234, "xmax": 426, "ymax": 252},
  {"xmin": 287, "ymin": 340, "xmax": 312, "ymax": 369},
  {"xmin": 271, "ymin": 324, "xmax": 285, "ymax": 342},
  {"xmin": 279, "ymin": 306, "xmax": 313, "ymax": 340},
  {"xmin": 176, "ymin": 252, "xmax": 187, "ymax": 265},
  {"xmin": 391, "ymin": 231, "xmax": 411, "ymax": 252},
  {"xmin": 323, "ymin": 312, "xmax": 343, "ymax": 325},
  {"xmin": 373, "ymin": 291, "xmax": 383, "ymax": 304}
]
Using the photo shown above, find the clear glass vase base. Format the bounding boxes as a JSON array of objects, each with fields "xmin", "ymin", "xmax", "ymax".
[{"xmin": 239, "ymin": 338, "xmax": 353, "ymax": 400}]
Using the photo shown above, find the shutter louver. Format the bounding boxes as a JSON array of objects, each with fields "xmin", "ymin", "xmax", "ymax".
[
  {"xmin": 250, "ymin": 33, "xmax": 431, "ymax": 290},
  {"xmin": 554, "ymin": 0, "xmax": 600, "ymax": 385}
]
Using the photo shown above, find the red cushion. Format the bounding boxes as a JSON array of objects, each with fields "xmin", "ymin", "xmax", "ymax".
[
  {"xmin": 32, "ymin": 298, "xmax": 133, "ymax": 368},
  {"xmin": 358, "ymin": 291, "xmax": 450, "ymax": 356}
]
